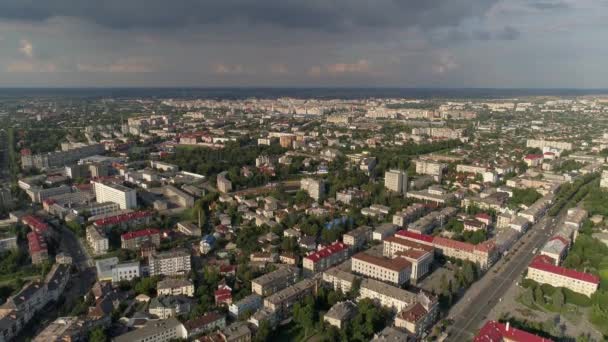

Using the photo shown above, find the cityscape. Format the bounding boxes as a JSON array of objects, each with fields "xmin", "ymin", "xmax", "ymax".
[{"xmin": 1, "ymin": 1, "xmax": 608, "ymax": 342}]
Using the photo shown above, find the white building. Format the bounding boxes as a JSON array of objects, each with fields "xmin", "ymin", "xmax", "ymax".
[
  {"xmin": 384, "ymin": 169, "xmax": 408, "ymax": 194},
  {"xmin": 93, "ymin": 181, "xmax": 137, "ymax": 209},
  {"xmin": 111, "ymin": 261, "xmax": 140, "ymax": 283},
  {"xmin": 300, "ymin": 178, "xmax": 325, "ymax": 201}
]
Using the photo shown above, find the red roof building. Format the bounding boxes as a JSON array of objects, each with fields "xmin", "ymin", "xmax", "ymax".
[
  {"xmin": 93, "ymin": 210, "xmax": 154, "ymax": 229},
  {"xmin": 27, "ymin": 231, "xmax": 49, "ymax": 265},
  {"xmin": 121, "ymin": 228, "xmax": 161, "ymax": 250},
  {"xmin": 303, "ymin": 242, "xmax": 350, "ymax": 274},
  {"xmin": 395, "ymin": 230, "xmax": 434, "ymax": 245},
  {"xmin": 474, "ymin": 320, "xmax": 552, "ymax": 342},
  {"xmin": 527, "ymin": 255, "xmax": 599, "ymax": 296},
  {"xmin": 214, "ymin": 285, "xmax": 232, "ymax": 306},
  {"xmin": 22, "ymin": 215, "xmax": 50, "ymax": 235}
]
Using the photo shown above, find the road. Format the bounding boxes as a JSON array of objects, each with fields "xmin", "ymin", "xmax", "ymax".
[
  {"xmin": 446, "ymin": 210, "xmax": 568, "ymax": 341},
  {"xmin": 57, "ymin": 224, "xmax": 94, "ymax": 271}
]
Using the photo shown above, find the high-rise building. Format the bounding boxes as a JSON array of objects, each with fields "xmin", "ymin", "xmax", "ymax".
[
  {"xmin": 300, "ymin": 178, "xmax": 325, "ymax": 201},
  {"xmin": 384, "ymin": 169, "xmax": 408, "ymax": 194},
  {"xmin": 93, "ymin": 181, "xmax": 137, "ymax": 209}
]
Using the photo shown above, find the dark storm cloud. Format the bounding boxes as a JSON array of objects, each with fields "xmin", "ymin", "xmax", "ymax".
[{"xmin": 0, "ymin": 0, "xmax": 500, "ymax": 32}]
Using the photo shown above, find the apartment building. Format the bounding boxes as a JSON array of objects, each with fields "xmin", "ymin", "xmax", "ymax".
[
  {"xmin": 394, "ymin": 292, "xmax": 439, "ymax": 338},
  {"xmin": 303, "ymin": 242, "xmax": 349, "ymax": 275},
  {"xmin": 359, "ymin": 278, "xmax": 417, "ymax": 312},
  {"xmin": 526, "ymin": 255, "xmax": 599, "ymax": 297},
  {"xmin": 92, "ymin": 210, "xmax": 154, "ymax": 230},
  {"xmin": 322, "ymin": 267, "xmax": 360, "ymax": 294},
  {"xmin": 217, "ymin": 172, "xmax": 233, "ymax": 194},
  {"xmin": 540, "ymin": 236, "xmax": 569, "ymax": 266},
  {"xmin": 114, "ymin": 317, "xmax": 188, "ymax": 342},
  {"xmin": 177, "ymin": 221, "xmax": 202, "ymax": 237},
  {"xmin": 392, "ymin": 203, "xmax": 426, "ymax": 227},
  {"xmin": 86, "ymin": 226, "xmax": 109, "ymax": 255},
  {"xmin": 384, "ymin": 169, "xmax": 408, "ymax": 194},
  {"xmin": 251, "ymin": 266, "xmax": 299, "ymax": 296},
  {"xmin": 342, "ymin": 225, "xmax": 372, "ymax": 250},
  {"xmin": 27, "ymin": 231, "xmax": 48, "ymax": 265},
  {"xmin": 229, "ymin": 294, "xmax": 262, "ymax": 318},
  {"xmin": 149, "ymin": 248, "xmax": 192, "ymax": 276},
  {"xmin": 433, "ymin": 236, "xmax": 497, "ymax": 270},
  {"xmin": 352, "ymin": 252, "xmax": 412, "ymax": 286},
  {"xmin": 157, "ymin": 278, "xmax": 195, "ymax": 297},
  {"xmin": 300, "ymin": 178, "xmax": 325, "ymax": 201},
  {"xmin": 21, "ymin": 143, "xmax": 105, "ymax": 169},
  {"xmin": 526, "ymin": 139, "xmax": 573, "ymax": 151},
  {"xmin": 121, "ymin": 228, "xmax": 161, "ymax": 250},
  {"xmin": 111, "ymin": 261, "xmax": 141, "ymax": 283},
  {"xmin": 415, "ymin": 160, "xmax": 447, "ymax": 181},
  {"xmin": 93, "ymin": 181, "xmax": 137, "ymax": 209},
  {"xmin": 263, "ymin": 278, "xmax": 317, "ymax": 319}
]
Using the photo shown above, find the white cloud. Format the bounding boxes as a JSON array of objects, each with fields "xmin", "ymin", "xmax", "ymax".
[{"xmin": 18, "ymin": 39, "xmax": 33, "ymax": 58}]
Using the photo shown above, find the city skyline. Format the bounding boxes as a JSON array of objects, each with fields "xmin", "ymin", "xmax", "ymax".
[{"xmin": 0, "ymin": 0, "xmax": 607, "ymax": 88}]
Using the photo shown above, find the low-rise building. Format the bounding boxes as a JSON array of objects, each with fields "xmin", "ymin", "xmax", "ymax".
[
  {"xmin": 229, "ymin": 294, "xmax": 262, "ymax": 318},
  {"xmin": 526, "ymin": 255, "xmax": 599, "ymax": 297},
  {"xmin": 303, "ymin": 242, "xmax": 349, "ymax": 275},
  {"xmin": 342, "ymin": 225, "xmax": 372, "ymax": 250},
  {"xmin": 322, "ymin": 267, "xmax": 359, "ymax": 294},
  {"xmin": 323, "ymin": 301, "xmax": 357, "ymax": 329},
  {"xmin": 352, "ymin": 252, "xmax": 412, "ymax": 286},
  {"xmin": 264, "ymin": 278, "xmax": 317, "ymax": 319},
  {"xmin": 359, "ymin": 278, "xmax": 417, "ymax": 312},
  {"xmin": 121, "ymin": 228, "xmax": 161, "ymax": 250},
  {"xmin": 394, "ymin": 293, "xmax": 439, "ymax": 338},
  {"xmin": 111, "ymin": 261, "xmax": 140, "ymax": 283},
  {"xmin": 184, "ymin": 312, "xmax": 227, "ymax": 338},
  {"xmin": 157, "ymin": 278, "xmax": 195, "ymax": 297},
  {"xmin": 474, "ymin": 320, "xmax": 553, "ymax": 342},
  {"xmin": 251, "ymin": 266, "xmax": 299, "ymax": 296},
  {"xmin": 114, "ymin": 317, "xmax": 188, "ymax": 342},
  {"xmin": 177, "ymin": 221, "xmax": 202, "ymax": 237},
  {"xmin": 149, "ymin": 295, "xmax": 193, "ymax": 319}
]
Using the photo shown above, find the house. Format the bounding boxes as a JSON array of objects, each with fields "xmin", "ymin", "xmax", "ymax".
[
  {"xmin": 323, "ymin": 301, "xmax": 357, "ymax": 329},
  {"xmin": 184, "ymin": 312, "xmax": 227, "ymax": 338},
  {"xmin": 148, "ymin": 295, "xmax": 193, "ymax": 319}
]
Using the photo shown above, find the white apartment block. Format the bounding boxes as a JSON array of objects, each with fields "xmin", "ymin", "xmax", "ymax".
[
  {"xmin": 111, "ymin": 262, "xmax": 140, "ymax": 283},
  {"xmin": 384, "ymin": 169, "xmax": 408, "ymax": 194},
  {"xmin": 86, "ymin": 226, "xmax": 109, "ymax": 255},
  {"xmin": 93, "ymin": 181, "xmax": 137, "ymax": 209},
  {"xmin": 300, "ymin": 178, "xmax": 325, "ymax": 201},
  {"xmin": 526, "ymin": 139, "xmax": 573, "ymax": 151},
  {"xmin": 415, "ymin": 160, "xmax": 447, "ymax": 181},
  {"xmin": 157, "ymin": 279, "xmax": 195, "ymax": 297},
  {"xmin": 352, "ymin": 253, "xmax": 412, "ymax": 286},
  {"xmin": 149, "ymin": 249, "xmax": 192, "ymax": 276}
]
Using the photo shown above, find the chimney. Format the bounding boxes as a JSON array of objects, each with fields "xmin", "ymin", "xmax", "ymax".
[{"xmin": 506, "ymin": 322, "xmax": 510, "ymax": 331}]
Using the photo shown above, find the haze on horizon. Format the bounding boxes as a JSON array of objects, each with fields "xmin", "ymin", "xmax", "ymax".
[{"xmin": 0, "ymin": 0, "xmax": 606, "ymax": 88}]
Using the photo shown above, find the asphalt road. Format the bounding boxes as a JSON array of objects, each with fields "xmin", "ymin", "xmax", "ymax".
[{"xmin": 446, "ymin": 210, "xmax": 568, "ymax": 341}]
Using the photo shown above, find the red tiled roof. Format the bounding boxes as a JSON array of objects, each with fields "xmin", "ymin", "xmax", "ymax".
[
  {"xmin": 397, "ymin": 303, "xmax": 428, "ymax": 323},
  {"xmin": 474, "ymin": 320, "xmax": 553, "ymax": 342},
  {"xmin": 27, "ymin": 232, "xmax": 47, "ymax": 253},
  {"xmin": 94, "ymin": 211, "xmax": 153, "ymax": 227},
  {"xmin": 395, "ymin": 230, "xmax": 434, "ymax": 244},
  {"xmin": 384, "ymin": 236, "xmax": 434, "ymax": 252},
  {"xmin": 549, "ymin": 236, "xmax": 569, "ymax": 246},
  {"xmin": 433, "ymin": 236, "xmax": 475, "ymax": 253},
  {"xmin": 22, "ymin": 215, "xmax": 49, "ymax": 234},
  {"xmin": 352, "ymin": 252, "xmax": 412, "ymax": 272},
  {"xmin": 524, "ymin": 154, "xmax": 544, "ymax": 160},
  {"xmin": 121, "ymin": 228, "xmax": 160, "ymax": 241},
  {"xmin": 529, "ymin": 255, "xmax": 600, "ymax": 284},
  {"xmin": 304, "ymin": 242, "xmax": 348, "ymax": 263}
]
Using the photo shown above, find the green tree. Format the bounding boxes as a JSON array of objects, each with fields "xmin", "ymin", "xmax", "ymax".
[
  {"xmin": 89, "ymin": 327, "xmax": 108, "ymax": 342},
  {"xmin": 254, "ymin": 320, "xmax": 271, "ymax": 342},
  {"xmin": 552, "ymin": 288, "xmax": 565, "ymax": 309},
  {"xmin": 534, "ymin": 286, "xmax": 545, "ymax": 305}
]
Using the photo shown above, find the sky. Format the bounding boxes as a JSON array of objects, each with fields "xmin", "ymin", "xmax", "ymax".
[{"xmin": 0, "ymin": 0, "xmax": 606, "ymax": 88}]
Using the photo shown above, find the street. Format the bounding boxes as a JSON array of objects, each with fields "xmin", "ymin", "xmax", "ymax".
[{"xmin": 445, "ymin": 210, "xmax": 568, "ymax": 341}]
